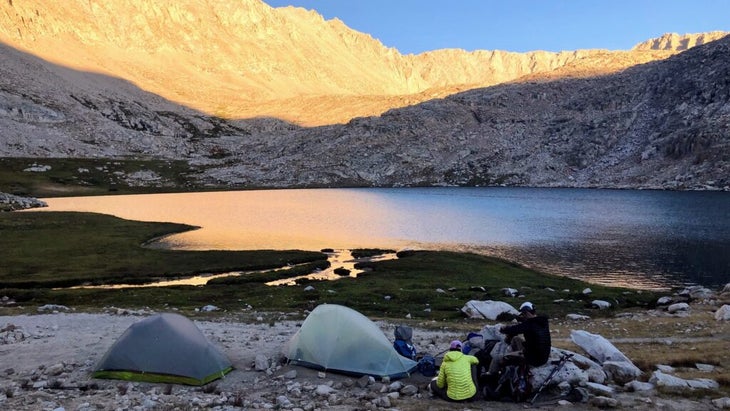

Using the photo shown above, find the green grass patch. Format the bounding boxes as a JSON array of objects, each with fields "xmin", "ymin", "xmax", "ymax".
[
  {"xmin": 0, "ymin": 211, "xmax": 326, "ymax": 288},
  {"xmin": 0, "ymin": 212, "xmax": 661, "ymax": 320},
  {"xmin": 0, "ymin": 157, "xmax": 203, "ymax": 197}
]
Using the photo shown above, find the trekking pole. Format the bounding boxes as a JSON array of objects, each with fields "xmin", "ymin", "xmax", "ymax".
[{"xmin": 529, "ymin": 352, "xmax": 574, "ymax": 404}]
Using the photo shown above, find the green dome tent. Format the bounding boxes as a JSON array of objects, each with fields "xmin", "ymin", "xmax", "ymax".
[
  {"xmin": 283, "ymin": 304, "xmax": 418, "ymax": 379},
  {"xmin": 93, "ymin": 313, "xmax": 232, "ymax": 385}
]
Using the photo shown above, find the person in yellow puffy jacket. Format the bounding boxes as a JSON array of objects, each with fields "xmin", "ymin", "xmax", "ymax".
[{"xmin": 429, "ymin": 340, "xmax": 479, "ymax": 402}]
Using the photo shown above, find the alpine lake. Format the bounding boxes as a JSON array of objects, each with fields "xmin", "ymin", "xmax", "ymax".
[{"xmin": 4, "ymin": 186, "xmax": 728, "ymax": 320}]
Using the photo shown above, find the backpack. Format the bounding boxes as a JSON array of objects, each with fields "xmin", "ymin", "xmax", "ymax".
[
  {"xmin": 417, "ymin": 355, "xmax": 437, "ymax": 377},
  {"xmin": 485, "ymin": 363, "xmax": 532, "ymax": 402},
  {"xmin": 393, "ymin": 325, "xmax": 417, "ymax": 360}
]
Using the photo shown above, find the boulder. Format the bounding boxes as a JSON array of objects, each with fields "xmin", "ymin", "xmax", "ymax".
[
  {"xmin": 584, "ymin": 382, "xmax": 614, "ymax": 396},
  {"xmin": 602, "ymin": 360, "xmax": 642, "ymax": 384},
  {"xmin": 574, "ymin": 354, "xmax": 607, "ymax": 384},
  {"xmin": 566, "ymin": 314, "xmax": 590, "ymax": 321},
  {"xmin": 677, "ymin": 286, "xmax": 714, "ymax": 300},
  {"xmin": 591, "ymin": 300, "xmax": 611, "ymax": 309},
  {"xmin": 570, "ymin": 330, "xmax": 634, "ymax": 364},
  {"xmin": 624, "ymin": 381, "xmax": 654, "ymax": 392},
  {"xmin": 656, "ymin": 296, "xmax": 673, "ymax": 305},
  {"xmin": 712, "ymin": 397, "xmax": 730, "ymax": 409},
  {"xmin": 461, "ymin": 300, "xmax": 518, "ymax": 320},
  {"xmin": 667, "ymin": 302, "xmax": 689, "ymax": 313},
  {"xmin": 649, "ymin": 370, "xmax": 718, "ymax": 390},
  {"xmin": 715, "ymin": 305, "xmax": 730, "ymax": 321},
  {"xmin": 530, "ymin": 348, "xmax": 606, "ymax": 388}
]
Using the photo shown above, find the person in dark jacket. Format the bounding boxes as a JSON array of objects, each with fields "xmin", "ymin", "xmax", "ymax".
[{"xmin": 499, "ymin": 301, "xmax": 551, "ymax": 367}]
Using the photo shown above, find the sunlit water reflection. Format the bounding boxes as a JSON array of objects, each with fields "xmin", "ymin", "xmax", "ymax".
[{"xmin": 35, "ymin": 187, "xmax": 730, "ymax": 290}]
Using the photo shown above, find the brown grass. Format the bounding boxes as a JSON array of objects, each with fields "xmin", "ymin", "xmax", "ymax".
[{"xmin": 549, "ymin": 307, "xmax": 730, "ymax": 396}]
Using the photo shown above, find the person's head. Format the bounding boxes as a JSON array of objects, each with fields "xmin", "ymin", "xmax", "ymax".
[
  {"xmin": 519, "ymin": 301, "xmax": 536, "ymax": 318},
  {"xmin": 449, "ymin": 340, "xmax": 462, "ymax": 351}
]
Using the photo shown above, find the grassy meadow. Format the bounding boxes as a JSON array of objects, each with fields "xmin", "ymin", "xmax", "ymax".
[{"xmin": 0, "ymin": 211, "xmax": 662, "ymax": 321}]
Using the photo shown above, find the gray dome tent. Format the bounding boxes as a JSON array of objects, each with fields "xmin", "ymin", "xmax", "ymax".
[
  {"xmin": 93, "ymin": 313, "xmax": 232, "ymax": 385},
  {"xmin": 283, "ymin": 304, "xmax": 418, "ymax": 379}
]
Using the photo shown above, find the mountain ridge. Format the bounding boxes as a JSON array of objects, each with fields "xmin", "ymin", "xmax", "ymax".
[
  {"xmin": 1, "ymin": 0, "xmax": 723, "ymax": 125},
  {"xmin": 0, "ymin": 0, "xmax": 727, "ymax": 192}
]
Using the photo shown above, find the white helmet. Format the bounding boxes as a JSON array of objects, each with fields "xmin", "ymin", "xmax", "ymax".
[{"xmin": 519, "ymin": 301, "xmax": 535, "ymax": 313}]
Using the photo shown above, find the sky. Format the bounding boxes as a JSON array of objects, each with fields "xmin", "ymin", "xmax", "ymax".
[{"xmin": 262, "ymin": 0, "xmax": 730, "ymax": 54}]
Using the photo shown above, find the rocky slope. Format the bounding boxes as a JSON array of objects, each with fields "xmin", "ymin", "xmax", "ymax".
[
  {"xmin": 197, "ymin": 35, "xmax": 730, "ymax": 190},
  {"xmin": 0, "ymin": 0, "xmax": 702, "ymax": 126},
  {"xmin": 0, "ymin": 0, "xmax": 727, "ymax": 191}
]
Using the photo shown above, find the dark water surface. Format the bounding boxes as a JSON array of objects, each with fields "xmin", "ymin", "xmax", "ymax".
[{"xmin": 40, "ymin": 187, "xmax": 730, "ymax": 290}]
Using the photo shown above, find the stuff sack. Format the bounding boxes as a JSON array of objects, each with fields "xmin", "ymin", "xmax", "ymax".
[
  {"xmin": 393, "ymin": 325, "xmax": 417, "ymax": 360},
  {"xmin": 417, "ymin": 355, "xmax": 437, "ymax": 377}
]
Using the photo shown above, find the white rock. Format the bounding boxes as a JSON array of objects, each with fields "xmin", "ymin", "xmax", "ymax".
[
  {"xmin": 276, "ymin": 395, "xmax": 292, "ymax": 407},
  {"xmin": 200, "ymin": 305, "xmax": 219, "ymax": 312},
  {"xmin": 566, "ymin": 314, "xmax": 590, "ymax": 321},
  {"xmin": 460, "ymin": 300, "xmax": 518, "ymax": 320},
  {"xmin": 530, "ymin": 349, "xmax": 595, "ymax": 388},
  {"xmin": 502, "ymin": 287, "xmax": 518, "ymax": 297},
  {"xmin": 591, "ymin": 300, "xmax": 611, "ymax": 309},
  {"xmin": 715, "ymin": 305, "xmax": 730, "ymax": 321},
  {"xmin": 399, "ymin": 384, "xmax": 418, "ymax": 396},
  {"xmin": 388, "ymin": 381, "xmax": 402, "ymax": 392},
  {"xmin": 315, "ymin": 385, "xmax": 336, "ymax": 396},
  {"xmin": 47, "ymin": 363, "xmax": 65, "ymax": 376},
  {"xmin": 649, "ymin": 370, "xmax": 689, "ymax": 388},
  {"xmin": 570, "ymin": 330, "xmax": 633, "ymax": 364},
  {"xmin": 687, "ymin": 378, "xmax": 719, "ymax": 390},
  {"xmin": 677, "ymin": 286, "xmax": 714, "ymax": 300},
  {"xmin": 667, "ymin": 302, "xmax": 689, "ymax": 313},
  {"xmin": 696, "ymin": 363, "xmax": 715, "ymax": 372},
  {"xmin": 656, "ymin": 364, "xmax": 675, "ymax": 373},
  {"xmin": 624, "ymin": 381, "xmax": 654, "ymax": 392},
  {"xmin": 582, "ymin": 288, "xmax": 592, "ymax": 295},
  {"xmin": 303, "ymin": 286, "xmax": 315, "ymax": 292},
  {"xmin": 712, "ymin": 397, "xmax": 730, "ymax": 409},
  {"xmin": 435, "ymin": 288, "xmax": 446, "ymax": 293},
  {"xmin": 37, "ymin": 304, "xmax": 70, "ymax": 312},
  {"xmin": 603, "ymin": 360, "xmax": 642, "ymax": 384},
  {"xmin": 585, "ymin": 382, "xmax": 614, "ymax": 396},
  {"xmin": 254, "ymin": 354, "xmax": 269, "ymax": 371},
  {"xmin": 283, "ymin": 370, "xmax": 297, "ymax": 379},
  {"xmin": 656, "ymin": 296, "xmax": 673, "ymax": 305}
]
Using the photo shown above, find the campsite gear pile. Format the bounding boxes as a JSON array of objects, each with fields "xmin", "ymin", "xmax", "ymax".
[{"xmin": 89, "ymin": 303, "xmax": 588, "ymax": 405}]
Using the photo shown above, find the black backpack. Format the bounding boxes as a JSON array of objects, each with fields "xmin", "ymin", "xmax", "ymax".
[{"xmin": 417, "ymin": 355, "xmax": 437, "ymax": 377}]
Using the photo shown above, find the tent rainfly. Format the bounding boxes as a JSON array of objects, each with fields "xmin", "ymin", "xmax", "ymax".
[
  {"xmin": 283, "ymin": 304, "xmax": 418, "ymax": 379},
  {"xmin": 93, "ymin": 313, "xmax": 232, "ymax": 385}
]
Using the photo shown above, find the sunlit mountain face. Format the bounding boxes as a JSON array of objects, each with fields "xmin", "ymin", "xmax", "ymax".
[{"xmin": 1, "ymin": 0, "xmax": 722, "ymax": 126}]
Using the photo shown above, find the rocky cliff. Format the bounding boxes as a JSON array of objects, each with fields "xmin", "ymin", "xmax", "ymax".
[
  {"xmin": 0, "ymin": 0, "xmax": 727, "ymax": 191},
  {"xmin": 0, "ymin": 0, "xmax": 708, "ymax": 126}
]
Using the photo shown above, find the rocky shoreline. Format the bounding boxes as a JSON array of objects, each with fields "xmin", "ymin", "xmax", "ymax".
[{"xmin": 0, "ymin": 192, "xmax": 47, "ymax": 212}]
